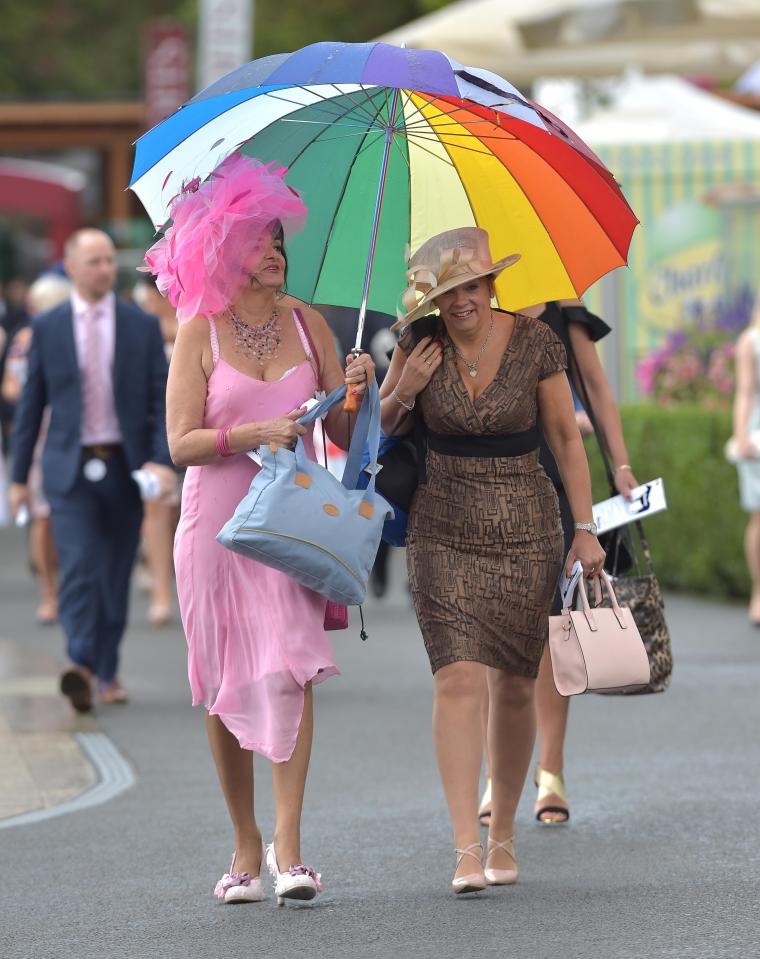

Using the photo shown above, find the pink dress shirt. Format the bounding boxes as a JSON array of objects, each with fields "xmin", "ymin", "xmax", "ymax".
[{"xmin": 70, "ymin": 290, "xmax": 122, "ymax": 445}]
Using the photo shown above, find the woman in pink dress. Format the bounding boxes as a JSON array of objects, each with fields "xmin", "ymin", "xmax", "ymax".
[{"xmin": 151, "ymin": 154, "xmax": 375, "ymax": 906}]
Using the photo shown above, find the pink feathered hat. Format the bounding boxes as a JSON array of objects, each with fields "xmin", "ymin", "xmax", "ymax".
[{"xmin": 140, "ymin": 153, "xmax": 307, "ymax": 322}]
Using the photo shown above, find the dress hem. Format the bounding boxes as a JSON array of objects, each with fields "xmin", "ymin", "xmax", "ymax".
[{"xmin": 191, "ymin": 663, "xmax": 340, "ymax": 761}]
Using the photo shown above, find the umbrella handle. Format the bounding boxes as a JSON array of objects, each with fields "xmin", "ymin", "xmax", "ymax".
[{"xmin": 343, "ymin": 348, "xmax": 363, "ymax": 414}]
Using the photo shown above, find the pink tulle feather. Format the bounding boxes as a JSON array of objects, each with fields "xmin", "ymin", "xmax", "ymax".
[{"xmin": 140, "ymin": 153, "xmax": 307, "ymax": 322}]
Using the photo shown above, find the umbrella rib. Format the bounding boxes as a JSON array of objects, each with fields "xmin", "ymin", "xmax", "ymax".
[
  {"xmin": 260, "ymin": 89, "xmax": 357, "ymax": 125},
  {"xmin": 433, "ymin": 122, "xmax": 572, "ymax": 289},
  {"xmin": 406, "ymin": 133, "xmax": 503, "ymax": 159},
  {"xmin": 321, "ymin": 83, "xmax": 387, "ymax": 129},
  {"xmin": 301, "ymin": 121, "xmax": 379, "ymax": 306},
  {"xmin": 265, "ymin": 85, "xmax": 385, "ymax": 133},
  {"xmin": 279, "ymin": 118, "xmax": 380, "ymax": 131},
  {"xmin": 399, "ymin": 97, "xmax": 469, "ymax": 131},
  {"xmin": 282, "ymin": 97, "xmax": 386, "ymax": 170},
  {"xmin": 404, "ymin": 136, "xmax": 456, "ymax": 169}
]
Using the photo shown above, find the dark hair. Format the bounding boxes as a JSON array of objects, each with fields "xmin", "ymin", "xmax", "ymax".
[{"xmin": 272, "ymin": 221, "xmax": 288, "ymax": 290}]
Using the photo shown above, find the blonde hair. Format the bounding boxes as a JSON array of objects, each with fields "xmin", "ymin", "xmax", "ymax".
[{"xmin": 27, "ymin": 274, "xmax": 72, "ymax": 316}]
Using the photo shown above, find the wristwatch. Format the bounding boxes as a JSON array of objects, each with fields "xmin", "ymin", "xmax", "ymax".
[{"xmin": 574, "ymin": 521, "xmax": 598, "ymax": 535}]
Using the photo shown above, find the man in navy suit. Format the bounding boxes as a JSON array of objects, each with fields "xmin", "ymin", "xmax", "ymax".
[{"xmin": 9, "ymin": 229, "xmax": 175, "ymax": 711}]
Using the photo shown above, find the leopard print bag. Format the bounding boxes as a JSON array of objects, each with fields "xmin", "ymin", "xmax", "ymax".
[
  {"xmin": 564, "ymin": 309, "xmax": 672, "ymax": 694},
  {"xmin": 598, "ymin": 523, "xmax": 672, "ymax": 695}
]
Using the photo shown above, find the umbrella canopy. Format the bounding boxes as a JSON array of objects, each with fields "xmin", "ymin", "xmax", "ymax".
[{"xmin": 130, "ymin": 42, "xmax": 637, "ymax": 323}]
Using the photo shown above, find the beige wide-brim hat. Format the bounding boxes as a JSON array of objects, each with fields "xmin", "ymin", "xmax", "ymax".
[{"xmin": 391, "ymin": 227, "xmax": 520, "ymax": 332}]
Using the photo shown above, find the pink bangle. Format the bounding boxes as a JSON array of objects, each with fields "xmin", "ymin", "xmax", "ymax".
[{"xmin": 216, "ymin": 427, "xmax": 234, "ymax": 458}]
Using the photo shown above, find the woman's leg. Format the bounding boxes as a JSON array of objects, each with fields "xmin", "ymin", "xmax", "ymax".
[
  {"xmin": 142, "ymin": 501, "xmax": 176, "ymax": 624},
  {"xmin": 31, "ymin": 516, "xmax": 58, "ymax": 621},
  {"xmin": 432, "ymin": 661, "xmax": 487, "ymax": 880},
  {"xmin": 478, "ymin": 688, "xmax": 492, "ymax": 822},
  {"xmin": 271, "ymin": 683, "xmax": 313, "ymax": 871},
  {"xmin": 534, "ymin": 643, "xmax": 570, "ymax": 821},
  {"xmin": 486, "ymin": 668, "xmax": 537, "ymax": 867},
  {"xmin": 205, "ymin": 713, "xmax": 262, "ymax": 876},
  {"xmin": 746, "ymin": 512, "xmax": 760, "ymax": 621}
]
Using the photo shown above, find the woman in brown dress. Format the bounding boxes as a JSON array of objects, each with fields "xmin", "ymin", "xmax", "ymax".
[{"xmin": 380, "ymin": 227, "xmax": 605, "ymax": 895}]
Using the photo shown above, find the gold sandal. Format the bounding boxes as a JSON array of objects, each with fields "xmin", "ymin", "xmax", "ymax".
[{"xmin": 534, "ymin": 765, "xmax": 569, "ymax": 825}]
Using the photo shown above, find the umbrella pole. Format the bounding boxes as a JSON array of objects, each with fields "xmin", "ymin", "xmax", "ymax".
[{"xmin": 344, "ymin": 86, "xmax": 400, "ymax": 414}]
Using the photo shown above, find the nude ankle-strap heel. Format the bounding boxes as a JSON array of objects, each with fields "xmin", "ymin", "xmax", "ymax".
[
  {"xmin": 452, "ymin": 841, "xmax": 486, "ymax": 895},
  {"xmin": 484, "ymin": 836, "xmax": 518, "ymax": 886}
]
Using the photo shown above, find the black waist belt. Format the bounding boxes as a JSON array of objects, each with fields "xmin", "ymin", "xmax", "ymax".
[{"xmin": 427, "ymin": 427, "xmax": 539, "ymax": 458}]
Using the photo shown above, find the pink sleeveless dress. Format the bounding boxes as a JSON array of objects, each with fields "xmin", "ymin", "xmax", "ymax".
[{"xmin": 174, "ymin": 312, "xmax": 339, "ymax": 762}]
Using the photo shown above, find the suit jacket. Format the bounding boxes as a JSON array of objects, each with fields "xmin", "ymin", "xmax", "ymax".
[{"xmin": 11, "ymin": 297, "xmax": 172, "ymax": 496}]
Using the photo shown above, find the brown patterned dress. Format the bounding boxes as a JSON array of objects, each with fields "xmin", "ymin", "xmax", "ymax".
[{"xmin": 399, "ymin": 313, "xmax": 566, "ymax": 677}]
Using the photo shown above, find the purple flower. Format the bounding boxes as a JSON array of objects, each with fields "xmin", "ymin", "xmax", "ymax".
[
  {"xmin": 214, "ymin": 871, "xmax": 252, "ymax": 899},
  {"xmin": 288, "ymin": 864, "xmax": 322, "ymax": 892}
]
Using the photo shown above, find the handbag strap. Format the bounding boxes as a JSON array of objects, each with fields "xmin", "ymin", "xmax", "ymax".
[
  {"xmin": 293, "ymin": 307, "xmax": 322, "ymax": 390},
  {"xmin": 562, "ymin": 306, "xmax": 654, "ymax": 577},
  {"xmin": 292, "ymin": 307, "xmax": 331, "ymax": 469},
  {"xmin": 562, "ymin": 307, "xmax": 615, "ymax": 491},
  {"xmin": 342, "ymin": 381, "xmax": 382, "ymax": 493},
  {"xmin": 574, "ymin": 571, "xmax": 627, "ymax": 629},
  {"xmin": 296, "ymin": 382, "xmax": 382, "ymax": 494}
]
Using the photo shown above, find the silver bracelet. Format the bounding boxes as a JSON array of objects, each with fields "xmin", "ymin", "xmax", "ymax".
[
  {"xmin": 392, "ymin": 387, "xmax": 415, "ymax": 412},
  {"xmin": 613, "ymin": 463, "xmax": 632, "ymax": 474}
]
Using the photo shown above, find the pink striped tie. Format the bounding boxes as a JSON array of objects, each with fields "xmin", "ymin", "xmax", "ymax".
[{"xmin": 81, "ymin": 305, "xmax": 108, "ymax": 438}]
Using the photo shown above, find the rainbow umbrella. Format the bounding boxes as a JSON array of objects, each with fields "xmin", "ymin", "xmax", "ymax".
[{"xmin": 130, "ymin": 42, "xmax": 637, "ymax": 346}]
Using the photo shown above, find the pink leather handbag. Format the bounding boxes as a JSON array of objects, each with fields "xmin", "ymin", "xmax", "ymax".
[{"xmin": 548, "ymin": 571, "xmax": 651, "ymax": 696}]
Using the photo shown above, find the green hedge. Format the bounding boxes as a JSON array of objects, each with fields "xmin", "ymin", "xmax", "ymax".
[{"xmin": 585, "ymin": 405, "xmax": 749, "ymax": 599}]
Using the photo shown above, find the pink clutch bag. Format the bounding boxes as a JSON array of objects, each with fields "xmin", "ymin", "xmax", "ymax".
[
  {"xmin": 324, "ymin": 600, "xmax": 348, "ymax": 631},
  {"xmin": 548, "ymin": 571, "xmax": 650, "ymax": 696}
]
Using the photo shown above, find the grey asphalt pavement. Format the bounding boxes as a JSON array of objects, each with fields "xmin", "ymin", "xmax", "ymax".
[{"xmin": 1, "ymin": 528, "xmax": 759, "ymax": 959}]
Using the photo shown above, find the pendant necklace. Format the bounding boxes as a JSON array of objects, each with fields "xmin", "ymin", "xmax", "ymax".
[
  {"xmin": 227, "ymin": 304, "xmax": 281, "ymax": 365},
  {"xmin": 452, "ymin": 312, "xmax": 494, "ymax": 378}
]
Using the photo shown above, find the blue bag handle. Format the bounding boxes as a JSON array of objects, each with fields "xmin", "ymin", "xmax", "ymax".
[
  {"xmin": 296, "ymin": 384, "xmax": 347, "ymax": 425},
  {"xmin": 293, "ymin": 382, "xmax": 381, "ymax": 494}
]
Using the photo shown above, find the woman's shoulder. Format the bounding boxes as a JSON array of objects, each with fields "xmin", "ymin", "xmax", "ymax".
[
  {"xmin": 282, "ymin": 296, "xmax": 330, "ymax": 338},
  {"xmin": 512, "ymin": 311, "xmax": 560, "ymax": 345},
  {"xmin": 175, "ymin": 314, "xmax": 212, "ymax": 340},
  {"xmin": 736, "ymin": 327, "xmax": 760, "ymax": 357}
]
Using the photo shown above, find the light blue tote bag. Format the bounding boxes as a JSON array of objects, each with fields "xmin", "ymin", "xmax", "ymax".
[{"xmin": 217, "ymin": 381, "xmax": 394, "ymax": 605}]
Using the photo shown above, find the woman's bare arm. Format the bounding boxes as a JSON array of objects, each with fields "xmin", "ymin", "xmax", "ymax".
[
  {"xmin": 539, "ymin": 370, "xmax": 605, "ymax": 576},
  {"xmin": 733, "ymin": 330, "xmax": 757, "ymax": 457},
  {"xmin": 379, "ymin": 336, "xmax": 443, "ymax": 435},
  {"xmin": 567, "ymin": 323, "xmax": 638, "ymax": 498}
]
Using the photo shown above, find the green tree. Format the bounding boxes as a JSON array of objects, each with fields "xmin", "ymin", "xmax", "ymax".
[
  {"xmin": 0, "ymin": 1, "xmax": 196, "ymax": 100},
  {"xmin": 0, "ymin": 0, "xmax": 454, "ymax": 101}
]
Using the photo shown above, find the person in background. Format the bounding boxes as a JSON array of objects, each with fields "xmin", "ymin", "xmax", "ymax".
[
  {"xmin": 0, "ymin": 277, "xmax": 30, "ymax": 450},
  {"xmin": 731, "ymin": 302, "xmax": 760, "ymax": 625},
  {"xmin": 2, "ymin": 273, "xmax": 72, "ymax": 622},
  {"xmin": 133, "ymin": 278, "xmax": 181, "ymax": 626},
  {"xmin": 9, "ymin": 229, "xmax": 175, "ymax": 711},
  {"xmin": 477, "ymin": 300, "xmax": 638, "ymax": 828}
]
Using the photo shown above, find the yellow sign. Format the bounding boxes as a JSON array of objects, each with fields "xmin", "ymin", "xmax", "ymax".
[{"xmin": 639, "ymin": 238, "xmax": 728, "ymax": 333}]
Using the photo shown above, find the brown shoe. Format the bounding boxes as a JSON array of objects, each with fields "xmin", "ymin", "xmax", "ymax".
[
  {"xmin": 60, "ymin": 666, "xmax": 93, "ymax": 713},
  {"xmin": 98, "ymin": 680, "xmax": 129, "ymax": 705}
]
